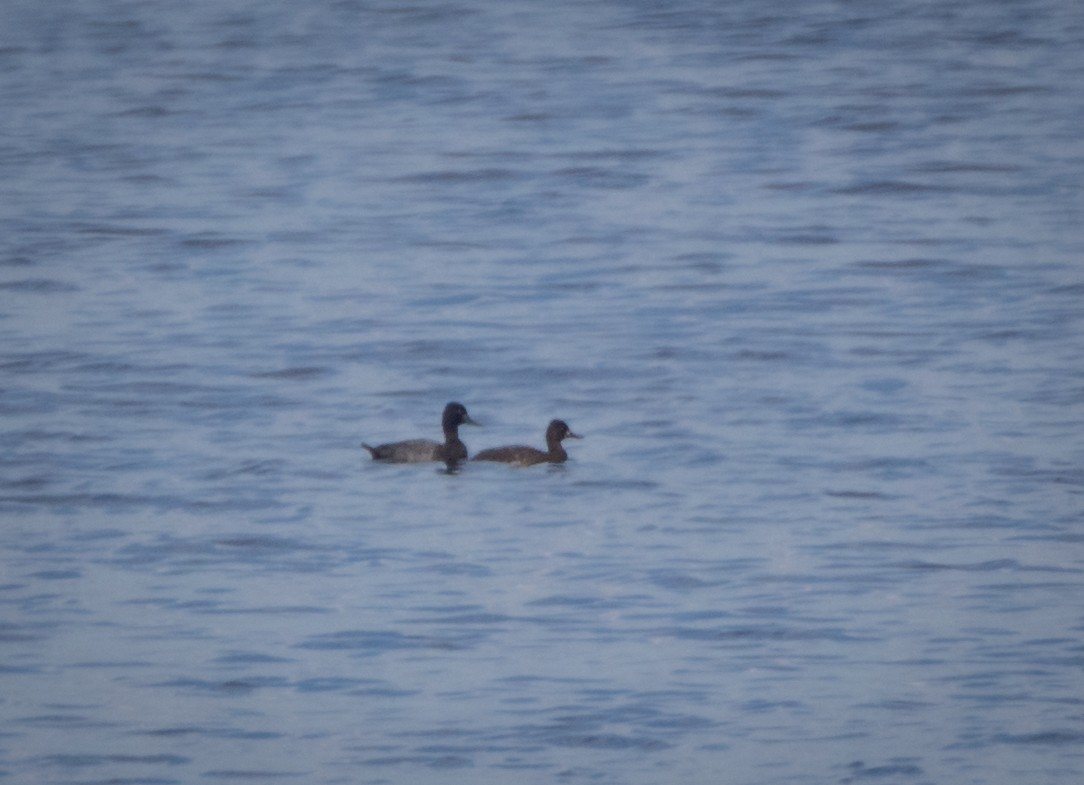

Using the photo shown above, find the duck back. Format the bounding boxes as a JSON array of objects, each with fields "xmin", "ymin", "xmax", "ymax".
[
  {"xmin": 472, "ymin": 444, "xmax": 553, "ymax": 467},
  {"xmin": 363, "ymin": 439, "xmax": 442, "ymax": 463}
]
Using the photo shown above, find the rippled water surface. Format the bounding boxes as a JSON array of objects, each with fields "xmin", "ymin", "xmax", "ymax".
[{"xmin": 3, "ymin": 1, "xmax": 1083, "ymax": 783}]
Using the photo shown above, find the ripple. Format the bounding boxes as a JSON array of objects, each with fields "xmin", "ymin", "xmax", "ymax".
[
  {"xmin": 0, "ymin": 279, "xmax": 79, "ymax": 293},
  {"xmin": 296, "ymin": 629, "xmax": 480, "ymax": 653},
  {"xmin": 250, "ymin": 366, "xmax": 329, "ymax": 380},
  {"xmin": 841, "ymin": 759, "xmax": 925, "ymax": 781},
  {"xmin": 666, "ymin": 624, "xmax": 871, "ymax": 643},
  {"xmin": 834, "ymin": 180, "xmax": 951, "ymax": 195},
  {"xmin": 992, "ymin": 730, "xmax": 1084, "ymax": 746}
]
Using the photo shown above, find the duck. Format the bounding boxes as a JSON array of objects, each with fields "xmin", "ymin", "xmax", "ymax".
[
  {"xmin": 472, "ymin": 419, "xmax": 581, "ymax": 467},
  {"xmin": 363, "ymin": 402, "xmax": 479, "ymax": 465}
]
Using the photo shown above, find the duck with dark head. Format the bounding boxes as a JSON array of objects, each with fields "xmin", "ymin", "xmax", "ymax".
[{"xmin": 363, "ymin": 402, "xmax": 479, "ymax": 468}]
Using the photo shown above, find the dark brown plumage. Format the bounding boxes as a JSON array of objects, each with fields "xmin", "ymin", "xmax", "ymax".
[{"xmin": 472, "ymin": 419, "xmax": 581, "ymax": 467}]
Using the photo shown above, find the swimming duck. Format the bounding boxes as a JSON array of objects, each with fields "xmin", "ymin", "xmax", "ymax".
[
  {"xmin": 472, "ymin": 419, "xmax": 581, "ymax": 467},
  {"xmin": 363, "ymin": 402, "xmax": 478, "ymax": 465}
]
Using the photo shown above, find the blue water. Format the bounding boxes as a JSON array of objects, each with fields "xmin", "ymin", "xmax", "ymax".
[{"xmin": 2, "ymin": 1, "xmax": 1083, "ymax": 783}]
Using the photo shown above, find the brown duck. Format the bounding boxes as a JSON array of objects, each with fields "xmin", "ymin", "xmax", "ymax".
[{"xmin": 472, "ymin": 419, "xmax": 581, "ymax": 467}]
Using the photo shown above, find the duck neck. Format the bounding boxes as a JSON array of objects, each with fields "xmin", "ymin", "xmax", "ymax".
[{"xmin": 546, "ymin": 437, "xmax": 567, "ymax": 459}]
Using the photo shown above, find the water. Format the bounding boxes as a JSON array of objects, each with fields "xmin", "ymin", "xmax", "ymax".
[{"xmin": 2, "ymin": 1, "xmax": 1083, "ymax": 783}]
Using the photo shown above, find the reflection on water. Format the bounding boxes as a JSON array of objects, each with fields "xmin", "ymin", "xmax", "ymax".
[{"xmin": 2, "ymin": 0, "xmax": 1083, "ymax": 783}]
